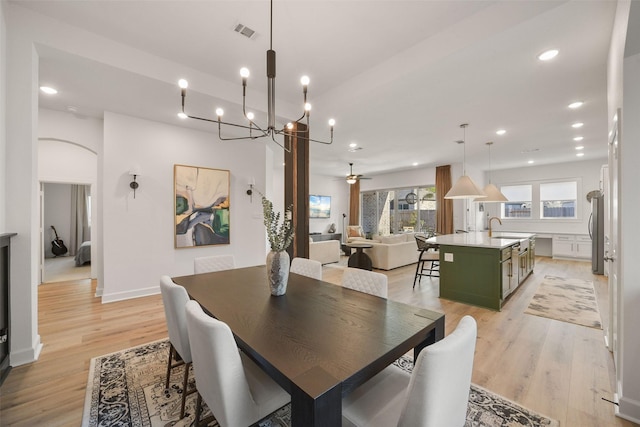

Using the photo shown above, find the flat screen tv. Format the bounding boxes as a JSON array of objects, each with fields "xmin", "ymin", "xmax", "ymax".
[{"xmin": 309, "ymin": 195, "xmax": 331, "ymax": 219}]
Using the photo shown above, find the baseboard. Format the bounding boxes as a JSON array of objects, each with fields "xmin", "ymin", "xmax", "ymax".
[
  {"xmin": 10, "ymin": 334, "xmax": 43, "ymax": 367},
  {"xmin": 617, "ymin": 395, "xmax": 640, "ymax": 424},
  {"xmin": 101, "ymin": 286, "xmax": 159, "ymax": 303}
]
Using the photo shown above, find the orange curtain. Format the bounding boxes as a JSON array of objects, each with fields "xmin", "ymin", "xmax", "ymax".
[
  {"xmin": 349, "ymin": 180, "xmax": 360, "ymax": 225},
  {"xmin": 436, "ymin": 165, "xmax": 454, "ymax": 235}
]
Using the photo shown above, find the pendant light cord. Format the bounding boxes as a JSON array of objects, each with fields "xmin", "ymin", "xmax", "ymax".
[{"xmin": 270, "ymin": 0, "xmax": 273, "ymax": 50}]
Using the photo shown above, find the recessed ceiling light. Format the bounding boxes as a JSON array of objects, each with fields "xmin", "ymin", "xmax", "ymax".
[
  {"xmin": 496, "ymin": 129, "xmax": 506, "ymax": 135},
  {"xmin": 576, "ymin": 152, "xmax": 585, "ymax": 157},
  {"xmin": 575, "ymin": 146, "xmax": 584, "ymax": 150},
  {"xmin": 538, "ymin": 49, "xmax": 559, "ymax": 61},
  {"xmin": 528, "ymin": 160, "xmax": 534, "ymax": 164},
  {"xmin": 412, "ymin": 162, "xmax": 418, "ymax": 167},
  {"xmin": 568, "ymin": 101, "xmax": 584, "ymax": 109},
  {"xmin": 572, "ymin": 122, "xmax": 584, "ymax": 128},
  {"xmin": 40, "ymin": 86, "xmax": 58, "ymax": 95},
  {"xmin": 573, "ymin": 136, "xmax": 584, "ymax": 141},
  {"xmin": 349, "ymin": 142, "xmax": 357, "ymax": 148}
]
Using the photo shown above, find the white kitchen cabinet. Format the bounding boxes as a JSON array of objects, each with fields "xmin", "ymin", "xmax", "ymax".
[{"xmin": 552, "ymin": 234, "xmax": 591, "ymax": 260}]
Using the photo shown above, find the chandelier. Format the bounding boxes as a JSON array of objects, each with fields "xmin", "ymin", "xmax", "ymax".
[{"xmin": 177, "ymin": 0, "xmax": 335, "ymax": 152}]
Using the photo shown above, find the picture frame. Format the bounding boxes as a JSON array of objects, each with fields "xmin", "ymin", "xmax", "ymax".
[{"xmin": 174, "ymin": 164, "xmax": 230, "ymax": 248}]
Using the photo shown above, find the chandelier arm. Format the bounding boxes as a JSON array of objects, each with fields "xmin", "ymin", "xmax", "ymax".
[
  {"xmin": 270, "ymin": 133, "xmax": 291, "ymax": 153},
  {"xmin": 273, "ymin": 128, "xmax": 333, "ymax": 145}
]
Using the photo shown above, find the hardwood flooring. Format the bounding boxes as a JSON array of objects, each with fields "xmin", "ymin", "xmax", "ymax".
[{"xmin": 0, "ymin": 257, "xmax": 635, "ymax": 426}]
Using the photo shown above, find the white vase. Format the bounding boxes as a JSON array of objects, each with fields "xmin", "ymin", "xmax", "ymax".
[{"xmin": 266, "ymin": 250, "xmax": 290, "ymax": 296}]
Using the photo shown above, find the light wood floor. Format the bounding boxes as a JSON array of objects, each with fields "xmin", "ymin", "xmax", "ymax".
[{"xmin": 0, "ymin": 257, "xmax": 635, "ymax": 426}]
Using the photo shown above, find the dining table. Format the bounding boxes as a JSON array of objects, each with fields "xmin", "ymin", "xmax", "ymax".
[{"xmin": 172, "ymin": 265, "xmax": 445, "ymax": 427}]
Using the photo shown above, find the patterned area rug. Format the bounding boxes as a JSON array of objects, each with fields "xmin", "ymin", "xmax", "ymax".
[
  {"xmin": 525, "ymin": 275, "xmax": 602, "ymax": 329},
  {"xmin": 82, "ymin": 340, "xmax": 559, "ymax": 427}
]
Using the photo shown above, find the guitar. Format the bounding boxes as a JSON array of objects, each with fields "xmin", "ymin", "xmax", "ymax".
[{"xmin": 51, "ymin": 226, "xmax": 68, "ymax": 256}]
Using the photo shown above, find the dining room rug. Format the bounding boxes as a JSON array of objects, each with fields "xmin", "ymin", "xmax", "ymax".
[
  {"xmin": 82, "ymin": 339, "xmax": 559, "ymax": 427},
  {"xmin": 525, "ymin": 275, "xmax": 602, "ymax": 329}
]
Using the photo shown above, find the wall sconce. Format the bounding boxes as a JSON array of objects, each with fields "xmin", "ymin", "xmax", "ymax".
[
  {"xmin": 246, "ymin": 177, "xmax": 256, "ymax": 202},
  {"xmin": 129, "ymin": 166, "xmax": 141, "ymax": 198}
]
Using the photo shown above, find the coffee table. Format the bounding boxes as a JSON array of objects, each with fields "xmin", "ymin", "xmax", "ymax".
[{"xmin": 345, "ymin": 242, "xmax": 373, "ymax": 270}]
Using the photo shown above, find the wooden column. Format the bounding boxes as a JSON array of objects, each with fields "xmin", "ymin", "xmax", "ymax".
[
  {"xmin": 349, "ymin": 180, "xmax": 360, "ymax": 225},
  {"xmin": 284, "ymin": 122, "xmax": 309, "ymax": 259}
]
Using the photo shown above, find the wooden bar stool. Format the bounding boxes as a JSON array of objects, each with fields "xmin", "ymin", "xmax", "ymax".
[{"xmin": 414, "ymin": 235, "xmax": 439, "ymax": 288}]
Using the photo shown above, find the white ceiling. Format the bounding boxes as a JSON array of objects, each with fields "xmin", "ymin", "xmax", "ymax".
[{"xmin": 17, "ymin": 0, "xmax": 616, "ymax": 179}]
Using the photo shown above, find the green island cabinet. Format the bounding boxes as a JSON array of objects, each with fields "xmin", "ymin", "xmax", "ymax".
[{"xmin": 429, "ymin": 232, "xmax": 536, "ymax": 311}]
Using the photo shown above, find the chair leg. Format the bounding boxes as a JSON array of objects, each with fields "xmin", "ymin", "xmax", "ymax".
[
  {"xmin": 165, "ymin": 343, "xmax": 175, "ymax": 389},
  {"xmin": 180, "ymin": 361, "xmax": 191, "ymax": 419}
]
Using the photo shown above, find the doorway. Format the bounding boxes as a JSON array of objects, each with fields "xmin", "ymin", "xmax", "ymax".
[{"xmin": 41, "ymin": 182, "xmax": 94, "ymax": 284}]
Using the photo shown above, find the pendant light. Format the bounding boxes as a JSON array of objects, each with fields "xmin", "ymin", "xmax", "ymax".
[
  {"xmin": 475, "ymin": 142, "xmax": 508, "ymax": 202},
  {"xmin": 445, "ymin": 124, "xmax": 487, "ymax": 199}
]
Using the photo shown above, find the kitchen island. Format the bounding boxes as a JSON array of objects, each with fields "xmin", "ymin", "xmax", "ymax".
[{"xmin": 427, "ymin": 232, "xmax": 536, "ymax": 311}]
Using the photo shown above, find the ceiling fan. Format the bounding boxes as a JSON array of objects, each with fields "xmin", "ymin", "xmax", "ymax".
[{"xmin": 345, "ymin": 163, "xmax": 371, "ymax": 184}]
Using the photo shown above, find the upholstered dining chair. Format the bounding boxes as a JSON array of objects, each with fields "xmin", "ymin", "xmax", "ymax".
[
  {"xmin": 159, "ymin": 275, "xmax": 196, "ymax": 419},
  {"xmin": 184, "ymin": 300, "xmax": 291, "ymax": 427},
  {"xmin": 193, "ymin": 254, "xmax": 235, "ymax": 274},
  {"xmin": 341, "ymin": 267, "xmax": 388, "ymax": 298},
  {"xmin": 290, "ymin": 257, "xmax": 323, "ymax": 280},
  {"xmin": 342, "ymin": 315, "xmax": 478, "ymax": 427}
]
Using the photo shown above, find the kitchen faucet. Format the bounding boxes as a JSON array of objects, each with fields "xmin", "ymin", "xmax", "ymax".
[{"xmin": 488, "ymin": 216, "xmax": 502, "ymax": 237}]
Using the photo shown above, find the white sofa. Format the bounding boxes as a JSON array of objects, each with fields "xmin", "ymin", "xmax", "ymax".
[
  {"xmin": 309, "ymin": 239, "xmax": 341, "ymax": 265},
  {"xmin": 363, "ymin": 233, "xmax": 420, "ymax": 270},
  {"xmin": 346, "ymin": 226, "xmax": 420, "ymax": 270}
]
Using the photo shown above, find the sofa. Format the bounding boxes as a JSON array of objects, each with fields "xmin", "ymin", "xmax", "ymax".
[
  {"xmin": 346, "ymin": 226, "xmax": 420, "ymax": 270},
  {"xmin": 309, "ymin": 238, "xmax": 341, "ymax": 265}
]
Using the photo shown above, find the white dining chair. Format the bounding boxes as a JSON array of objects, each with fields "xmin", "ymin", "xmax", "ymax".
[
  {"xmin": 341, "ymin": 267, "xmax": 388, "ymax": 298},
  {"xmin": 184, "ymin": 300, "xmax": 291, "ymax": 427},
  {"xmin": 159, "ymin": 275, "xmax": 196, "ymax": 419},
  {"xmin": 342, "ymin": 315, "xmax": 478, "ymax": 427},
  {"xmin": 290, "ymin": 257, "xmax": 323, "ymax": 280},
  {"xmin": 193, "ymin": 254, "xmax": 235, "ymax": 274}
]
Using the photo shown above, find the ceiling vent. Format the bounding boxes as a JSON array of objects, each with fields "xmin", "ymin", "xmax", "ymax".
[{"xmin": 234, "ymin": 23, "xmax": 256, "ymax": 39}]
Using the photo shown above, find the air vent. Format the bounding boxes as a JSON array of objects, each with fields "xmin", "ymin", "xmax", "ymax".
[{"xmin": 234, "ymin": 23, "xmax": 256, "ymax": 39}]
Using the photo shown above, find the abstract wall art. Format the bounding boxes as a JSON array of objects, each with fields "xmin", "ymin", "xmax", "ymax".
[{"xmin": 174, "ymin": 164, "xmax": 230, "ymax": 248}]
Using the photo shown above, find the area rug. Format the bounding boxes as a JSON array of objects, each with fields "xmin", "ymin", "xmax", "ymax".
[
  {"xmin": 82, "ymin": 340, "xmax": 559, "ymax": 427},
  {"xmin": 525, "ymin": 275, "xmax": 602, "ymax": 329}
]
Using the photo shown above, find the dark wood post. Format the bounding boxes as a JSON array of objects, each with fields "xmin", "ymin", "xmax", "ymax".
[{"xmin": 284, "ymin": 122, "xmax": 309, "ymax": 259}]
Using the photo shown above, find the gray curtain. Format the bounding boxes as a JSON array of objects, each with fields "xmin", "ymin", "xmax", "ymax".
[{"xmin": 69, "ymin": 185, "xmax": 90, "ymax": 256}]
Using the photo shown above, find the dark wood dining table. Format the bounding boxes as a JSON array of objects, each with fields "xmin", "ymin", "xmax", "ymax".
[{"xmin": 172, "ymin": 265, "xmax": 445, "ymax": 427}]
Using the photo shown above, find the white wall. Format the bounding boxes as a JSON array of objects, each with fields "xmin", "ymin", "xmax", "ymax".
[
  {"xmin": 100, "ymin": 112, "xmax": 268, "ymax": 302},
  {"xmin": 309, "ymin": 174, "xmax": 349, "ymax": 236},
  {"xmin": 0, "ymin": 2, "xmax": 6, "ymax": 231},
  {"xmin": 42, "ymin": 183, "xmax": 71, "ymax": 259},
  {"xmin": 486, "ymin": 158, "xmax": 606, "ymax": 235},
  {"xmin": 620, "ymin": 49, "xmax": 640, "ymax": 422}
]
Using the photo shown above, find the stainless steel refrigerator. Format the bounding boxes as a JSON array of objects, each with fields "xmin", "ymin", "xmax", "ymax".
[{"xmin": 589, "ymin": 194, "xmax": 604, "ymax": 275}]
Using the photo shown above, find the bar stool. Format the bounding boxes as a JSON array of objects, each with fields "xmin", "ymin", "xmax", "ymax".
[{"xmin": 414, "ymin": 235, "xmax": 439, "ymax": 288}]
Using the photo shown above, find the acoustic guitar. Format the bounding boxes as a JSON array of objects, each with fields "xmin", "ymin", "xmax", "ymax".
[{"xmin": 51, "ymin": 226, "xmax": 68, "ymax": 256}]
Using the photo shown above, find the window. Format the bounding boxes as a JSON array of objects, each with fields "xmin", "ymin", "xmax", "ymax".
[
  {"xmin": 501, "ymin": 185, "xmax": 532, "ymax": 218},
  {"xmin": 540, "ymin": 181, "xmax": 577, "ymax": 218},
  {"xmin": 361, "ymin": 186, "xmax": 436, "ymax": 236}
]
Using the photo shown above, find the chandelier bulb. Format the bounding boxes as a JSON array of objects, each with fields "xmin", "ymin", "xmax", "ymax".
[
  {"xmin": 328, "ymin": 118, "xmax": 336, "ymax": 127},
  {"xmin": 178, "ymin": 79, "xmax": 189, "ymax": 89},
  {"xmin": 240, "ymin": 68, "xmax": 250, "ymax": 78},
  {"xmin": 178, "ymin": 112, "xmax": 187, "ymax": 119},
  {"xmin": 300, "ymin": 75, "xmax": 310, "ymax": 86},
  {"xmin": 246, "ymin": 112, "xmax": 254, "ymax": 121},
  {"xmin": 286, "ymin": 122, "xmax": 294, "ymax": 130},
  {"xmin": 215, "ymin": 108, "xmax": 224, "ymax": 118},
  {"xmin": 305, "ymin": 103, "xmax": 312, "ymax": 112}
]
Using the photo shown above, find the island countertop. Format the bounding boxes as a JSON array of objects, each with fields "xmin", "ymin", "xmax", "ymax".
[{"xmin": 427, "ymin": 231, "xmax": 536, "ymax": 249}]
